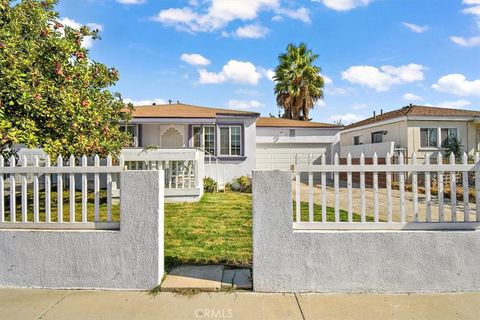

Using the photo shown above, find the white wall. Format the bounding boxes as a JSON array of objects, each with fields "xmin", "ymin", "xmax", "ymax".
[
  {"xmin": 340, "ymin": 120, "xmax": 407, "ymax": 149},
  {"xmin": 340, "ymin": 141, "xmax": 394, "ymax": 158},
  {"xmin": 256, "ymin": 127, "xmax": 341, "ymax": 144},
  {"xmin": 253, "ymin": 170, "xmax": 480, "ymax": 293},
  {"xmin": 0, "ymin": 171, "xmax": 164, "ymax": 289}
]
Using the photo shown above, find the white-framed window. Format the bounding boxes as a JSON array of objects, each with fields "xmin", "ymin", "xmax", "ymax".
[
  {"xmin": 219, "ymin": 126, "xmax": 242, "ymax": 156},
  {"xmin": 121, "ymin": 124, "xmax": 137, "ymax": 147},
  {"xmin": 441, "ymin": 128, "xmax": 457, "ymax": 148},
  {"xmin": 420, "ymin": 128, "xmax": 438, "ymax": 148},
  {"xmin": 192, "ymin": 125, "xmax": 216, "ymax": 155}
]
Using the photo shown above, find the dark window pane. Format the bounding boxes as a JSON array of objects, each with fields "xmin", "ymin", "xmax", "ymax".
[
  {"xmin": 220, "ymin": 127, "xmax": 229, "ymax": 155},
  {"xmin": 204, "ymin": 126, "xmax": 215, "ymax": 155},
  {"xmin": 231, "ymin": 127, "xmax": 241, "ymax": 155},
  {"xmin": 193, "ymin": 126, "xmax": 201, "ymax": 148}
]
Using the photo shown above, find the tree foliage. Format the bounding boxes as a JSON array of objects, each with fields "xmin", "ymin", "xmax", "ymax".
[
  {"xmin": 273, "ymin": 42, "xmax": 324, "ymax": 121},
  {"xmin": 0, "ymin": 0, "xmax": 132, "ymax": 159}
]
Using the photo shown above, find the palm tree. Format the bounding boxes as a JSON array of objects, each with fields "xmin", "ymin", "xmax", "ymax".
[{"xmin": 273, "ymin": 43, "xmax": 324, "ymax": 120}]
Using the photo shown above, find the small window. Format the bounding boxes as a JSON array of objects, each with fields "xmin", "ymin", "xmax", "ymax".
[
  {"xmin": 219, "ymin": 126, "xmax": 242, "ymax": 156},
  {"xmin": 193, "ymin": 126, "xmax": 201, "ymax": 148},
  {"xmin": 353, "ymin": 136, "xmax": 362, "ymax": 145},
  {"xmin": 289, "ymin": 129, "xmax": 296, "ymax": 137},
  {"xmin": 371, "ymin": 132, "xmax": 383, "ymax": 144},
  {"xmin": 441, "ymin": 128, "xmax": 457, "ymax": 148},
  {"xmin": 420, "ymin": 128, "xmax": 438, "ymax": 148}
]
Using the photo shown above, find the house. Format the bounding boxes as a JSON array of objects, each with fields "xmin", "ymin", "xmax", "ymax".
[
  {"xmin": 339, "ymin": 104, "xmax": 480, "ymax": 163},
  {"xmin": 123, "ymin": 103, "xmax": 343, "ymax": 188}
]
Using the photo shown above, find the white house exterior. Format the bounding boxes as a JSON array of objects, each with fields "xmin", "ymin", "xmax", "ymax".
[{"xmin": 339, "ymin": 105, "xmax": 480, "ymax": 162}]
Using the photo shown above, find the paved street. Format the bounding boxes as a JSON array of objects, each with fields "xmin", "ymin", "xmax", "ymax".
[{"xmin": 1, "ymin": 288, "xmax": 480, "ymax": 320}]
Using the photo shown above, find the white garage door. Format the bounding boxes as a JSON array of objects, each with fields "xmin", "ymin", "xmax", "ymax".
[{"xmin": 256, "ymin": 143, "xmax": 331, "ymax": 170}]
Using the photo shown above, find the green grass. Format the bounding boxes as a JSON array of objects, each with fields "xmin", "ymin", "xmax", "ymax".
[
  {"xmin": 164, "ymin": 192, "xmax": 252, "ymax": 269},
  {"xmin": 3, "ymin": 190, "xmax": 120, "ymax": 222}
]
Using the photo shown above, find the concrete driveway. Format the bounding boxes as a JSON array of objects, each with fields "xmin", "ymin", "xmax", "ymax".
[
  {"xmin": 295, "ymin": 182, "xmax": 478, "ymax": 223},
  {"xmin": 2, "ymin": 288, "xmax": 480, "ymax": 320}
]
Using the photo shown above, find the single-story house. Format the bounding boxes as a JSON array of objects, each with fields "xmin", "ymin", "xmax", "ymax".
[
  {"xmin": 123, "ymin": 103, "xmax": 343, "ymax": 188},
  {"xmin": 339, "ymin": 104, "xmax": 480, "ymax": 163}
]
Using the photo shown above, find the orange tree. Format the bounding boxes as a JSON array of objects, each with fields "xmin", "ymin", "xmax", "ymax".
[{"xmin": 0, "ymin": 0, "xmax": 133, "ymax": 159}]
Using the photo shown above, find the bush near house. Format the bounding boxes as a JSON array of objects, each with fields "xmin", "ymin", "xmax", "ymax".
[{"xmin": 203, "ymin": 177, "xmax": 217, "ymax": 192}]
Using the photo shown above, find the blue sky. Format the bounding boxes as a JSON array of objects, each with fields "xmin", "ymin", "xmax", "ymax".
[{"xmin": 56, "ymin": 0, "xmax": 480, "ymax": 124}]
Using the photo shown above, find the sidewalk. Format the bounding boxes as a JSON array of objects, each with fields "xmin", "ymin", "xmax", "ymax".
[{"xmin": 2, "ymin": 288, "xmax": 480, "ymax": 320}]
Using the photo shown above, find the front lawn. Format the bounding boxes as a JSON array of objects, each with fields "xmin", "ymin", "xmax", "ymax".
[{"xmin": 165, "ymin": 192, "xmax": 253, "ymax": 269}]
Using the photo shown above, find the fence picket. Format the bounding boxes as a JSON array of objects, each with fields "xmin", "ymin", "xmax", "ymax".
[
  {"xmin": 450, "ymin": 153, "xmax": 457, "ymax": 222},
  {"xmin": 334, "ymin": 153, "xmax": 340, "ymax": 222},
  {"xmin": 21, "ymin": 156, "xmax": 27, "ymax": 222},
  {"xmin": 45, "ymin": 156, "xmax": 51, "ymax": 223},
  {"xmin": 296, "ymin": 171, "xmax": 301, "ymax": 223},
  {"xmin": 425, "ymin": 153, "xmax": 431, "ymax": 222},
  {"xmin": 347, "ymin": 153, "xmax": 353, "ymax": 222},
  {"xmin": 9, "ymin": 156, "xmax": 16, "ymax": 222},
  {"xmin": 373, "ymin": 153, "xmax": 379, "ymax": 223},
  {"xmin": 57, "ymin": 156, "xmax": 63, "ymax": 222},
  {"xmin": 69, "ymin": 155, "xmax": 75, "ymax": 222},
  {"xmin": 399, "ymin": 153, "xmax": 406, "ymax": 223},
  {"xmin": 33, "ymin": 156, "xmax": 39, "ymax": 223},
  {"xmin": 106, "ymin": 155, "xmax": 112, "ymax": 222},
  {"xmin": 476, "ymin": 152, "xmax": 480, "ymax": 222},
  {"xmin": 94, "ymin": 155, "xmax": 100, "ymax": 221},
  {"xmin": 412, "ymin": 153, "xmax": 418, "ymax": 222},
  {"xmin": 82, "ymin": 155, "xmax": 88, "ymax": 223},
  {"xmin": 0, "ymin": 156, "xmax": 4, "ymax": 222},
  {"xmin": 321, "ymin": 153, "xmax": 326, "ymax": 223},
  {"xmin": 462, "ymin": 152, "xmax": 469, "ymax": 222},
  {"xmin": 437, "ymin": 153, "xmax": 444, "ymax": 222},
  {"xmin": 308, "ymin": 170, "xmax": 313, "ymax": 222},
  {"xmin": 386, "ymin": 153, "xmax": 392, "ymax": 223},
  {"xmin": 360, "ymin": 153, "xmax": 366, "ymax": 223}
]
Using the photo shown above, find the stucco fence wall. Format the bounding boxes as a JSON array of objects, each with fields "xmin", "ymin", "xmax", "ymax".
[
  {"xmin": 0, "ymin": 171, "xmax": 164, "ymax": 290},
  {"xmin": 252, "ymin": 170, "xmax": 480, "ymax": 293}
]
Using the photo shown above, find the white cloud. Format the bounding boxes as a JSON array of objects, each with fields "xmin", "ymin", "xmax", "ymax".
[
  {"xmin": 352, "ymin": 103, "xmax": 368, "ymax": 110},
  {"xmin": 57, "ymin": 18, "xmax": 103, "ymax": 49},
  {"xmin": 198, "ymin": 60, "xmax": 263, "ymax": 85},
  {"xmin": 124, "ymin": 98, "xmax": 167, "ymax": 106},
  {"xmin": 464, "ymin": 0, "xmax": 480, "ymax": 4},
  {"xmin": 463, "ymin": 5, "xmax": 480, "ymax": 16},
  {"xmin": 403, "ymin": 93, "xmax": 423, "ymax": 101},
  {"xmin": 327, "ymin": 113, "xmax": 364, "ymax": 124},
  {"xmin": 313, "ymin": 0, "xmax": 373, "ymax": 11},
  {"xmin": 180, "ymin": 53, "xmax": 211, "ymax": 66},
  {"xmin": 432, "ymin": 74, "xmax": 480, "ymax": 97},
  {"xmin": 450, "ymin": 36, "xmax": 480, "ymax": 47},
  {"xmin": 321, "ymin": 74, "xmax": 333, "ymax": 85},
  {"xmin": 227, "ymin": 99, "xmax": 264, "ymax": 109},
  {"xmin": 116, "ymin": 0, "xmax": 145, "ymax": 4},
  {"xmin": 434, "ymin": 100, "xmax": 472, "ymax": 109},
  {"xmin": 153, "ymin": 0, "xmax": 309, "ymax": 34},
  {"xmin": 342, "ymin": 64, "xmax": 426, "ymax": 92},
  {"xmin": 234, "ymin": 24, "xmax": 269, "ymax": 38},
  {"xmin": 259, "ymin": 67, "xmax": 275, "ymax": 81},
  {"xmin": 402, "ymin": 22, "xmax": 428, "ymax": 33}
]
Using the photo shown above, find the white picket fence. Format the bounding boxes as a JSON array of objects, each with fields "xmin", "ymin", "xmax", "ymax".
[
  {"xmin": 0, "ymin": 154, "xmax": 123, "ymax": 230},
  {"xmin": 294, "ymin": 152, "xmax": 480, "ymax": 230}
]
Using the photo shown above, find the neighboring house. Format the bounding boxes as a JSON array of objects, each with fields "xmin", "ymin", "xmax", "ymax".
[
  {"xmin": 339, "ymin": 104, "xmax": 480, "ymax": 163},
  {"xmin": 256, "ymin": 117, "xmax": 343, "ymax": 170},
  {"xmin": 123, "ymin": 103, "xmax": 343, "ymax": 186}
]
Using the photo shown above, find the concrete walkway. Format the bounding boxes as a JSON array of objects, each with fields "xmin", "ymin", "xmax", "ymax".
[{"xmin": 1, "ymin": 288, "xmax": 480, "ymax": 319}]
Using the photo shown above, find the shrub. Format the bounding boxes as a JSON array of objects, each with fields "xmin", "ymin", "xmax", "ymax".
[
  {"xmin": 236, "ymin": 176, "xmax": 252, "ymax": 193},
  {"xmin": 203, "ymin": 177, "xmax": 218, "ymax": 193},
  {"xmin": 224, "ymin": 182, "xmax": 233, "ymax": 192}
]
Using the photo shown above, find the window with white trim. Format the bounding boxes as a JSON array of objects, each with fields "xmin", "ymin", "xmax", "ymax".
[
  {"xmin": 121, "ymin": 124, "xmax": 137, "ymax": 147},
  {"xmin": 219, "ymin": 126, "xmax": 242, "ymax": 156},
  {"xmin": 192, "ymin": 125, "xmax": 216, "ymax": 155},
  {"xmin": 441, "ymin": 128, "xmax": 457, "ymax": 148},
  {"xmin": 420, "ymin": 128, "xmax": 437, "ymax": 148}
]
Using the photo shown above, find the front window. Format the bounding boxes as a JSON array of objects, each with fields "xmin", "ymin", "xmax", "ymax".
[
  {"xmin": 371, "ymin": 132, "xmax": 383, "ymax": 144},
  {"xmin": 441, "ymin": 128, "xmax": 457, "ymax": 148},
  {"xmin": 121, "ymin": 124, "xmax": 136, "ymax": 147},
  {"xmin": 219, "ymin": 126, "xmax": 242, "ymax": 156},
  {"xmin": 192, "ymin": 125, "xmax": 216, "ymax": 155},
  {"xmin": 354, "ymin": 136, "xmax": 362, "ymax": 145},
  {"xmin": 420, "ymin": 128, "xmax": 438, "ymax": 148}
]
